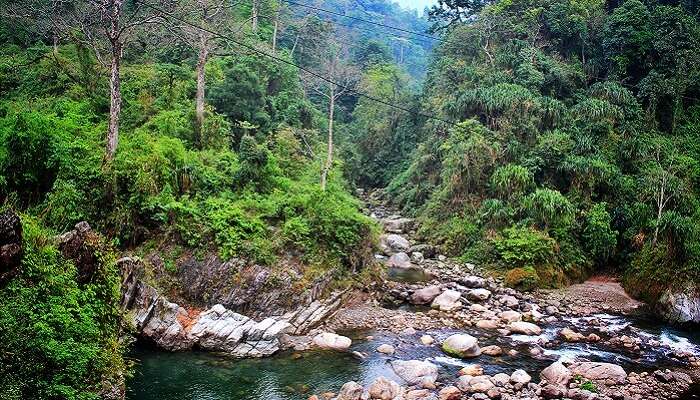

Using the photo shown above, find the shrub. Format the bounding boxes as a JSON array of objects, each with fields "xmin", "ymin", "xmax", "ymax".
[
  {"xmin": 493, "ymin": 226, "xmax": 556, "ymax": 269},
  {"xmin": 583, "ymin": 203, "xmax": 618, "ymax": 264},
  {"xmin": 0, "ymin": 216, "xmax": 124, "ymax": 400}
]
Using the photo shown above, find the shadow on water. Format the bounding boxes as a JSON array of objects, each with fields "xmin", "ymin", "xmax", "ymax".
[{"xmin": 386, "ymin": 267, "xmax": 431, "ymax": 283}]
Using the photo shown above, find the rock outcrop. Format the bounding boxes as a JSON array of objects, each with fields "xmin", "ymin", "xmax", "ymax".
[
  {"xmin": 658, "ymin": 284, "xmax": 700, "ymax": 324},
  {"xmin": 119, "ymin": 257, "xmax": 294, "ymax": 357},
  {"xmin": 0, "ymin": 209, "xmax": 22, "ymax": 285}
]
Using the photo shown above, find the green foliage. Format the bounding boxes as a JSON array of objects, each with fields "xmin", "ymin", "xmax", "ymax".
[
  {"xmin": 0, "ymin": 216, "xmax": 124, "ymax": 400},
  {"xmin": 583, "ymin": 203, "xmax": 617, "ymax": 264},
  {"xmin": 493, "ymin": 226, "xmax": 556, "ymax": 269},
  {"xmin": 384, "ymin": 0, "xmax": 700, "ymax": 298},
  {"xmin": 521, "ymin": 188, "xmax": 574, "ymax": 229}
]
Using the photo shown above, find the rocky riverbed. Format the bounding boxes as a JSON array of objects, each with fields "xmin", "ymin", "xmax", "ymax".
[{"xmin": 126, "ymin": 192, "xmax": 700, "ymax": 400}]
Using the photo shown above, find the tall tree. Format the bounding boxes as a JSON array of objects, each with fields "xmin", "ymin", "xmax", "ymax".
[
  {"xmin": 48, "ymin": 0, "xmax": 162, "ymax": 163},
  {"xmin": 302, "ymin": 38, "xmax": 359, "ymax": 190}
]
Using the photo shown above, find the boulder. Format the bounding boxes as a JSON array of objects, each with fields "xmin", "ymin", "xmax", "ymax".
[
  {"xmin": 476, "ymin": 319, "xmax": 499, "ymax": 329},
  {"xmin": 409, "ymin": 244, "xmax": 438, "ymax": 259},
  {"xmin": 491, "ymin": 373, "xmax": 510, "ymax": 387},
  {"xmin": 508, "ymin": 321, "xmax": 542, "ymax": 335},
  {"xmin": 411, "ymin": 252, "xmax": 425, "ymax": 264},
  {"xmin": 457, "ymin": 375, "xmax": 494, "ymax": 393},
  {"xmin": 540, "ymin": 361, "xmax": 572, "ymax": 387},
  {"xmin": 560, "ymin": 327, "xmax": 585, "ymax": 342},
  {"xmin": 411, "ymin": 285, "xmax": 442, "ymax": 305},
  {"xmin": 467, "ymin": 288, "xmax": 492, "ymax": 301},
  {"xmin": 459, "ymin": 364, "xmax": 484, "ymax": 376},
  {"xmin": 510, "ymin": 369, "xmax": 531, "ymax": 384},
  {"xmin": 499, "ymin": 310, "xmax": 522, "ymax": 323},
  {"xmin": 368, "ymin": 377, "xmax": 402, "ymax": 400},
  {"xmin": 461, "ymin": 276, "xmax": 486, "ymax": 288},
  {"xmin": 382, "ymin": 217, "xmax": 414, "ymax": 234},
  {"xmin": 498, "ymin": 295, "xmax": 519, "ymax": 308},
  {"xmin": 442, "ymin": 333, "xmax": 481, "ymax": 358},
  {"xmin": 337, "ymin": 381, "xmax": 363, "ymax": 400},
  {"xmin": 377, "ymin": 344, "xmax": 395, "ymax": 354},
  {"xmin": 387, "ymin": 252, "xmax": 412, "ymax": 269},
  {"xmin": 420, "ymin": 335, "xmax": 435, "ymax": 345},
  {"xmin": 312, "ymin": 332, "xmax": 352, "ymax": 351},
  {"xmin": 481, "ymin": 345, "xmax": 503, "ymax": 356},
  {"xmin": 658, "ymin": 284, "xmax": 700, "ymax": 324},
  {"xmin": 391, "ymin": 360, "xmax": 439, "ymax": 385},
  {"xmin": 438, "ymin": 386, "xmax": 461, "ymax": 400},
  {"xmin": 569, "ymin": 362, "xmax": 627, "ymax": 384},
  {"xmin": 381, "ymin": 234, "xmax": 410, "ymax": 254},
  {"xmin": 431, "ymin": 289, "xmax": 462, "ymax": 311}
]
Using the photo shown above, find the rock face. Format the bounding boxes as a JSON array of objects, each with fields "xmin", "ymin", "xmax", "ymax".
[
  {"xmin": 411, "ymin": 285, "xmax": 442, "ymax": 305},
  {"xmin": 432, "ymin": 289, "xmax": 462, "ymax": 311},
  {"xmin": 312, "ymin": 332, "xmax": 352, "ymax": 350},
  {"xmin": 119, "ymin": 257, "xmax": 294, "ymax": 357},
  {"xmin": 0, "ymin": 209, "xmax": 22, "ymax": 285},
  {"xmin": 569, "ymin": 362, "xmax": 627, "ymax": 384},
  {"xmin": 391, "ymin": 360, "xmax": 438, "ymax": 385},
  {"xmin": 442, "ymin": 333, "xmax": 481, "ymax": 358},
  {"xmin": 658, "ymin": 284, "xmax": 700, "ymax": 324}
]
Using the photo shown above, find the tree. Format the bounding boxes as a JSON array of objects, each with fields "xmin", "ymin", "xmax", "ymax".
[
  {"xmin": 57, "ymin": 1, "xmax": 162, "ymax": 162},
  {"xmin": 428, "ymin": 0, "xmax": 491, "ymax": 31},
  {"xmin": 5, "ymin": 0, "xmax": 163, "ymax": 163},
  {"xmin": 302, "ymin": 38, "xmax": 359, "ymax": 191}
]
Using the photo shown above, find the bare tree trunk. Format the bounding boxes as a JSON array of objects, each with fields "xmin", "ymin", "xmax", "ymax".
[
  {"xmin": 106, "ymin": 43, "xmax": 121, "ymax": 162},
  {"xmin": 105, "ymin": 0, "xmax": 124, "ymax": 164},
  {"xmin": 195, "ymin": 34, "xmax": 208, "ymax": 148},
  {"xmin": 320, "ymin": 85, "xmax": 335, "ymax": 191},
  {"xmin": 251, "ymin": 0, "xmax": 258, "ymax": 32},
  {"xmin": 272, "ymin": 13, "xmax": 278, "ymax": 53}
]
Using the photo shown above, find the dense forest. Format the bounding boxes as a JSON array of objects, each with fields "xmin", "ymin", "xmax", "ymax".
[{"xmin": 0, "ymin": 0, "xmax": 699, "ymax": 398}]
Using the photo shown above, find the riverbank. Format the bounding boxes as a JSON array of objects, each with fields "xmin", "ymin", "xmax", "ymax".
[{"xmin": 125, "ymin": 193, "xmax": 699, "ymax": 400}]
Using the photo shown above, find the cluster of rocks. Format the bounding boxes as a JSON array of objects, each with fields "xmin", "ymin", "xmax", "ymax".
[
  {"xmin": 119, "ymin": 256, "xmax": 346, "ymax": 357},
  {"xmin": 308, "ymin": 358, "xmax": 693, "ymax": 400}
]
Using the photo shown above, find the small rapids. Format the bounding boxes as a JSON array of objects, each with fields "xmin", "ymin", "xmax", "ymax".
[{"xmin": 126, "ymin": 312, "xmax": 700, "ymax": 400}]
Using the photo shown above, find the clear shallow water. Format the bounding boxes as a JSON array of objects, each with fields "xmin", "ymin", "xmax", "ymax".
[{"xmin": 127, "ymin": 316, "xmax": 700, "ymax": 400}]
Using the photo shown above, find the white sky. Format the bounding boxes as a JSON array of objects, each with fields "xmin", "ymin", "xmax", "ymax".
[{"xmin": 393, "ymin": 0, "xmax": 436, "ymax": 12}]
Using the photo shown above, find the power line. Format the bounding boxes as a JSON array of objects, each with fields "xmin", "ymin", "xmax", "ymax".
[
  {"xmin": 256, "ymin": 13, "xmax": 429, "ymax": 71},
  {"xmin": 140, "ymin": 1, "xmax": 456, "ymax": 125},
  {"xmin": 279, "ymin": 0, "xmax": 441, "ymax": 42}
]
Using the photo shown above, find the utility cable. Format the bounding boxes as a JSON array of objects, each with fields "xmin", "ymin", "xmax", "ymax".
[{"xmin": 140, "ymin": 1, "xmax": 457, "ymax": 125}]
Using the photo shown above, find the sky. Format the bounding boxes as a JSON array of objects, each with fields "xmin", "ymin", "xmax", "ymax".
[{"xmin": 393, "ymin": 0, "xmax": 436, "ymax": 12}]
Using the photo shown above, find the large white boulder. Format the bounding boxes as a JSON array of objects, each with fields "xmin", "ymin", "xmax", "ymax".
[
  {"xmin": 540, "ymin": 361, "xmax": 572, "ymax": 387},
  {"xmin": 569, "ymin": 362, "xmax": 627, "ymax": 384},
  {"xmin": 442, "ymin": 333, "xmax": 481, "ymax": 358},
  {"xmin": 312, "ymin": 332, "xmax": 352, "ymax": 350},
  {"xmin": 432, "ymin": 289, "xmax": 462, "ymax": 311},
  {"xmin": 508, "ymin": 321, "xmax": 542, "ymax": 335}
]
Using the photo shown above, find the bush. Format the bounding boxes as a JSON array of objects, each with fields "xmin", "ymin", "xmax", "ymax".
[
  {"xmin": 493, "ymin": 226, "xmax": 556, "ymax": 269},
  {"xmin": 0, "ymin": 216, "xmax": 124, "ymax": 400}
]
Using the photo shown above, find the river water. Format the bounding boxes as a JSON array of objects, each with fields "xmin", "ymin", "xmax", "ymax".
[{"xmin": 126, "ymin": 314, "xmax": 700, "ymax": 400}]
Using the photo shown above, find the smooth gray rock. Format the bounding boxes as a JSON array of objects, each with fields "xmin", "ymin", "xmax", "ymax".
[{"xmin": 391, "ymin": 360, "xmax": 438, "ymax": 385}]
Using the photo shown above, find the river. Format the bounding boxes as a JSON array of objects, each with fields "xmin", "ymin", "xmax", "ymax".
[{"xmin": 126, "ymin": 313, "xmax": 700, "ymax": 400}]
